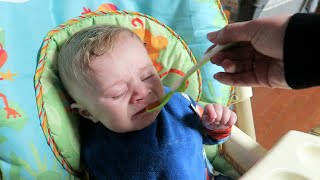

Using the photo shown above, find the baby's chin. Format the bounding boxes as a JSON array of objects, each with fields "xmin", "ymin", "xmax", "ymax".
[
  {"xmin": 111, "ymin": 110, "xmax": 161, "ymax": 133},
  {"xmin": 131, "ymin": 110, "xmax": 160, "ymax": 131}
]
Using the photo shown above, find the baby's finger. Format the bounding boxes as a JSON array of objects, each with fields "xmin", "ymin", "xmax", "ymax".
[
  {"xmin": 201, "ymin": 114, "xmax": 211, "ymax": 124},
  {"xmin": 212, "ymin": 104, "xmax": 223, "ymax": 124},
  {"xmin": 202, "ymin": 105, "xmax": 217, "ymax": 129},
  {"xmin": 220, "ymin": 107, "xmax": 232, "ymax": 125},
  {"xmin": 203, "ymin": 104, "xmax": 217, "ymax": 120},
  {"xmin": 227, "ymin": 112, "xmax": 237, "ymax": 126},
  {"xmin": 202, "ymin": 115, "xmax": 216, "ymax": 129}
]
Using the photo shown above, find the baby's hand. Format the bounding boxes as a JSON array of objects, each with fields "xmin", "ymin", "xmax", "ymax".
[{"xmin": 201, "ymin": 104, "xmax": 237, "ymax": 130}]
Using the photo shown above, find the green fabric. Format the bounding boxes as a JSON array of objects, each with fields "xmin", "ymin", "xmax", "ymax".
[
  {"xmin": 203, "ymin": 144, "xmax": 219, "ymax": 162},
  {"xmin": 1, "ymin": 0, "xmax": 235, "ymax": 178},
  {"xmin": 212, "ymin": 153, "xmax": 241, "ymax": 179}
]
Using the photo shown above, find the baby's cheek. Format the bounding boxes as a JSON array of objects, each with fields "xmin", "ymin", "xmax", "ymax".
[{"xmin": 153, "ymin": 85, "xmax": 164, "ymax": 99}]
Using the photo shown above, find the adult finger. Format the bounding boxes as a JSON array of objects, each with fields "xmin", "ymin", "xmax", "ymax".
[
  {"xmin": 211, "ymin": 44, "xmax": 254, "ymax": 65},
  {"xmin": 220, "ymin": 58, "xmax": 254, "ymax": 74},
  {"xmin": 207, "ymin": 21, "xmax": 253, "ymax": 44},
  {"xmin": 214, "ymin": 71, "xmax": 261, "ymax": 87}
]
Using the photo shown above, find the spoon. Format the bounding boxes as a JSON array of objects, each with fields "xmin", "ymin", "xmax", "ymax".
[{"xmin": 146, "ymin": 42, "xmax": 237, "ymax": 112}]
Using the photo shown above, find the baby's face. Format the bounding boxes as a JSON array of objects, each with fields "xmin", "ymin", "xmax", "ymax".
[{"xmin": 83, "ymin": 34, "xmax": 164, "ymax": 133}]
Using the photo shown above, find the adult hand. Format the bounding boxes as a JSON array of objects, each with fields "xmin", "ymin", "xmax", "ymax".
[{"xmin": 207, "ymin": 15, "xmax": 292, "ymax": 89}]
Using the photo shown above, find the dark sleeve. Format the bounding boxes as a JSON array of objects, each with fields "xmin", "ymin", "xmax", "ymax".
[{"xmin": 284, "ymin": 13, "xmax": 320, "ymax": 89}]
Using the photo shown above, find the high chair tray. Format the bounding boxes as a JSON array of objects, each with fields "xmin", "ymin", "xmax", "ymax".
[{"xmin": 240, "ymin": 130, "xmax": 320, "ymax": 180}]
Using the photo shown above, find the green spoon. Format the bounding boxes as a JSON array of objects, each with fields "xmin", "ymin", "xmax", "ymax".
[{"xmin": 146, "ymin": 42, "xmax": 237, "ymax": 112}]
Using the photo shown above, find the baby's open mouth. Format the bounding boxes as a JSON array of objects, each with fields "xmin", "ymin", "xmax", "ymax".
[
  {"xmin": 137, "ymin": 108, "xmax": 146, "ymax": 114},
  {"xmin": 146, "ymin": 101, "xmax": 160, "ymax": 111},
  {"xmin": 132, "ymin": 108, "xmax": 147, "ymax": 118}
]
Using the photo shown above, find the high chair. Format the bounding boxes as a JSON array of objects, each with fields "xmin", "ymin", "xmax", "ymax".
[{"xmin": 1, "ymin": 0, "xmax": 318, "ymax": 179}]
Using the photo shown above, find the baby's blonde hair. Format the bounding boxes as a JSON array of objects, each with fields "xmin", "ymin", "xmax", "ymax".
[{"xmin": 58, "ymin": 25, "xmax": 139, "ymax": 100}]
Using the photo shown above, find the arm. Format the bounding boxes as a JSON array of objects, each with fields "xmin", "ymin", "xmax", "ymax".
[{"xmin": 284, "ymin": 13, "xmax": 320, "ymax": 89}]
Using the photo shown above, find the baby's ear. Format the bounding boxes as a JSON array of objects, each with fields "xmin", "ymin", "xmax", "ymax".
[{"xmin": 70, "ymin": 103, "xmax": 98, "ymax": 123}]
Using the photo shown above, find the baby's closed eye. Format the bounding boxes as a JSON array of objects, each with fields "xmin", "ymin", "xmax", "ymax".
[
  {"xmin": 111, "ymin": 90, "xmax": 128, "ymax": 100},
  {"xmin": 142, "ymin": 74, "xmax": 154, "ymax": 81}
]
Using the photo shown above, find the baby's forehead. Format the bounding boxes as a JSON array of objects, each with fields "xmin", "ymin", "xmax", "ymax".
[
  {"xmin": 87, "ymin": 32, "xmax": 150, "ymax": 72},
  {"xmin": 116, "ymin": 32, "xmax": 142, "ymax": 45},
  {"xmin": 96, "ymin": 32, "xmax": 142, "ymax": 57}
]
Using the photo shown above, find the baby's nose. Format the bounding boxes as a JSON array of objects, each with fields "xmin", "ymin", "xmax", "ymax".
[{"xmin": 130, "ymin": 87, "xmax": 151, "ymax": 104}]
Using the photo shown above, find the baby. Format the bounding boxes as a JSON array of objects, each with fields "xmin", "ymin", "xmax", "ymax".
[{"xmin": 57, "ymin": 25, "xmax": 237, "ymax": 179}]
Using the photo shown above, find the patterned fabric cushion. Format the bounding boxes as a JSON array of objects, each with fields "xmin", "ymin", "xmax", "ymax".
[{"xmin": 0, "ymin": 0, "xmax": 233, "ymax": 179}]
